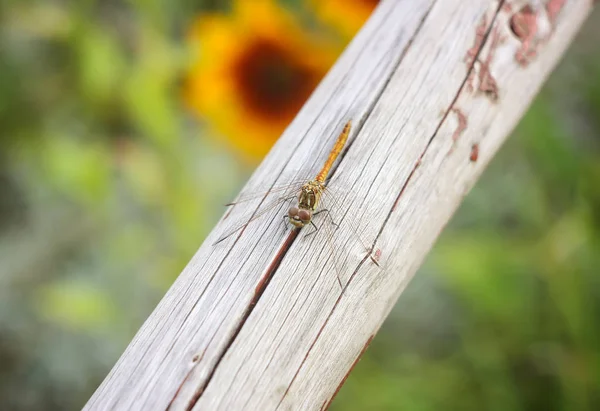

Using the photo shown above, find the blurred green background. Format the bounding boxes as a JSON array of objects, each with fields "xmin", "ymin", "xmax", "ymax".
[{"xmin": 0, "ymin": 1, "xmax": 598, "ymax": 410}]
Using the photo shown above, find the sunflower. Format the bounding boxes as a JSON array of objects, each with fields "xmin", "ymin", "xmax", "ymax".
[
  {"xmin": 309, "ymin": 0, "xmax": 380, "ymax": 39},
  {"xmin": 184, "ymin": 0, "xmax": 338, "ymax": 160}
]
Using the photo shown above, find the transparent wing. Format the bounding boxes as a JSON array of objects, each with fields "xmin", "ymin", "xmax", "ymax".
[
  {"xmin": 214, "ymin": 183, "xmax": 301, "ymax": 245},
  {"xmin": 321, "ymin": 210, "xmax": 344, "ymax": 290},
  {"xmin": 319, "ymin": 188, "xmax": 371, "ymax": 253},
  {"xmin": 224, "ymin": 167, "xmax": 316, "ymax": 206},
  {"xmin": 224, "ymin": 178, "xmax": 308, "ymax": 206},
  {"xmin": 319, "ymin": 186, "xmax": 381, "ymax": 268}
]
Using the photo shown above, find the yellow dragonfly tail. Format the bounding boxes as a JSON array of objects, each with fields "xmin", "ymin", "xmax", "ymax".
[{"xmin": 315, "ymin": 120, "xmax": 351, "ymax": 184}]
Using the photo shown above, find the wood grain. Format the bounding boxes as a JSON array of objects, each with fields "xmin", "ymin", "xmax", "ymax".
[{"xmin": 84, "ymin": 0, "xmax": 593, "ymax": 410}]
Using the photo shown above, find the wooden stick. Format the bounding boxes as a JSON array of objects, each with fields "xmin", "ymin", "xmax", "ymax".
[{"xmin": 84, "ymin": 0, "xmax": 593, "ymax": 409}]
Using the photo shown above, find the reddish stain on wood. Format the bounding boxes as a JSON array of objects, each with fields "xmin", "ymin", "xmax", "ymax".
[
  {"xmin": 374, "ymin": 248, "xmax": 382, "ymax": 262},
  {"xmin": 322, "ymin": 335, "xmax": 376, "ymax": 410},
  {"xmin": 448, "ymin": 108, "xmax": 468, "ymax": 155},
  {"xmin": 464, "ymin": 15, "xmax": 503, "ymax": 101},
  {"xmin": 452, "ymin": 108, "xmax": 468, "ymax": 144},
  {"xmin": 510, "ymin": 0, "xmax": 566, "ymax": 67},
  {"xmin": 477, "ymin": 27, "xmax": 504, "ymax": 101},
  {"xmin": 470, "ymin": 143, "xmax": 480, "ymax": 162},
  {"xmin": 510, "ymin": 5, "xmax": 540, "ymax": 66},
  {"xmin": 546, "ymin": 0, "xmax": 567, "ymax": 25},
  {"xmin": 465, "ymin": 15, "xmax": 488, "ymax": 92}
]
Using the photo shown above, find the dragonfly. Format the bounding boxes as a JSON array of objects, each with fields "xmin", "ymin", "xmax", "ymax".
[{"xmin": 214, "ymin": 120, "xmax": 379, "ymax": 289}]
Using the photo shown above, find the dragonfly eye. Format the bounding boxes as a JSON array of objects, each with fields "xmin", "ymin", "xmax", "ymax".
[
  {"xmin": 298, "ymin": 209, "xmax": 311, "ymax": 223},
  {"xmin": 288, "ymin": 206, "xmax": 299, "ymax": 218}
]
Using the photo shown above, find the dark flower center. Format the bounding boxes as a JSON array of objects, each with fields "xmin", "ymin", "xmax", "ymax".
[{"xmin": 232, "ymin": 39, "xmax": 319, "ymax": 121}]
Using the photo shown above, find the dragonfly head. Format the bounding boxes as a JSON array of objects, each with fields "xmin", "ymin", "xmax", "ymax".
[{"xmin": 288, "ymin": 206, "xmax": 312, "ymax": 228}]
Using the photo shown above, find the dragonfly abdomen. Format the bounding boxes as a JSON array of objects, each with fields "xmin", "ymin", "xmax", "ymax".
[{"xmin": 315, "ymin": 120, "xmax": 351, "ymax": 184}]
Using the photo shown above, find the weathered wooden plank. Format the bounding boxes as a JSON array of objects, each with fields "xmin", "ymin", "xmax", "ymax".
[
  {"xmin": 85, "ymin": 0, "xmax": 437, "ymax": 409},
  {"xmin": 84, "ymin": 0, "xmax": 593, "ymax": 410}
]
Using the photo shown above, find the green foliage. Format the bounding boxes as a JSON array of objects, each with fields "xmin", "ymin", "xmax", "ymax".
[{"xmin": 0, "ymin": 2, "xmax": 241, "ymax": 409}]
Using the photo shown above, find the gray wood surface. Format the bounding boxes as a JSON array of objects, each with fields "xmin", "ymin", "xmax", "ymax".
[{"xmin": 84, "ymin": 0, "xmax": 593, "ymax": 409}]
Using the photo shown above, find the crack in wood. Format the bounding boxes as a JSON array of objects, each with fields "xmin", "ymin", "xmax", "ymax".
[
  {"xmin": 175, "ymin": 229, "xmax": 300, "ymax": 411},
  {"xmin": 391, "ymin": 154, "xmax": 423, "ymax": 213},
  {"xmin": 274, "ymin": 245, "xmax": 377, "ymax": 411},
  {"xmin": 247, "ymin": 259, "xmax": 332, "ymax": 392}
]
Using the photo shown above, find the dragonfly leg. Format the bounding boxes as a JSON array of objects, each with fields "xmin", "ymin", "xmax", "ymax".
[
  {"xmin": 304, "ymin": 220, "xmax": 320, "ymax": 237},
  {"xmin": 313, "ymin": 209, "xmax": 339, "ymax": 229},
  {"xmin": 281, "ymin": 215, "xmax": 290, "ymax": 232}
]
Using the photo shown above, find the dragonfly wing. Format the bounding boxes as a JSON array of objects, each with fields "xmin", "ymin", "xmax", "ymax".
[
  {"xmin": 320, "ymin": 188, "xmax": 376, "ymax": 261},
  {"xmin": 214, "ymin": 190, "xmax": 298, "ymax": 245},
  {"xmin": 225, "ymin": 179, "xmax": 307, "ymax": 206},
  {"xmin": 321, "ymin": 209, "xmax": 345, "ymax": 290}
]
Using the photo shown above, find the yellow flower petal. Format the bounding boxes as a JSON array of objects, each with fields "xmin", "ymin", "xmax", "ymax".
[{"xmin": 184, "ymin": 0, "xmax": 339, "ymax": 160}]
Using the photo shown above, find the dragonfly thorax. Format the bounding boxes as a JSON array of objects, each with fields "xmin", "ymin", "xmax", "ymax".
[{"xmin": 287, "ymin": 180, "xmax": 325, "ymax": 228}]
